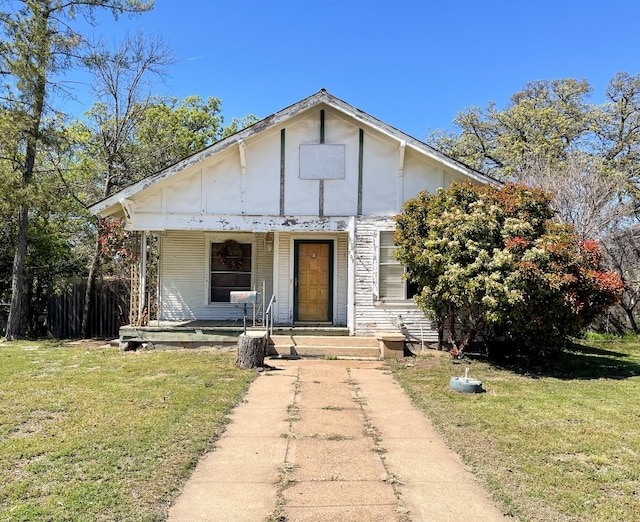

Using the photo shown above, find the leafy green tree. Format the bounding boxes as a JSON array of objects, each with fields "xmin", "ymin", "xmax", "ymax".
[
  {"xmin": 394, "ymin": 183, "xmax": 623, "ymax": 361},
  {"xmin": 133, "ymin": 96, "xmax": 257, "ymax": 176},
  {"xmin": 74, "ymin": 33, "xmax": 255, "ymax": 334},
  {"xmin": 430, "ymin": 78, "xmax": 593, "ymax": 179},
  {"xmin": 71, "ymin": 32, "xmax": 171, "ymax": 336},
  {"xmin": 0, "ymin": 0, "xmax": 153, "ymax": 340},
  {"xmin": 429, "ymin": 73, "xmax": 640, "ymax": 335},
  {"xmin": 595, "ymin": 72, "xmax": 640, "ymax": 182}
]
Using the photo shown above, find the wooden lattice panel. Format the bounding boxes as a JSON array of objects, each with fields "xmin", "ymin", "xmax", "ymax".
[{"xmin": 129, "ymin": 261, "xmax": 139, "ymax": 326}]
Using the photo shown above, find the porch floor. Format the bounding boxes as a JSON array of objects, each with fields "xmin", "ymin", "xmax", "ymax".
[{"xmin": 121, "ymin": 320, "xmax": 349, "ymax": 335}]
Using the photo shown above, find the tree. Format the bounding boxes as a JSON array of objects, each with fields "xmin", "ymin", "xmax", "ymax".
[
  {"xmin": 75, "ymin": 39, "xmax": 256, "ymax": 334},
  {"xmin": 75, "ymin": 31, "xmax": 171, "ymax": 337},
  {"xmin": 0, "ymin": 105, "xmax": 93, "ymax": 335},
  {"xmin": 595, "ymin": 72, "xmax": 640, "ymax": 185},
  {"xmin": 132, "ymin": 96, "xmax": 225, "ymax": 176},
  {"xmin": 82, "ymin": 31, "xmax": 172, "ymax": 197},
  {"xmin": 394, "ymin": 183, "xmax": 623, "ymax": 361},
  {"xmin": 513, "ymin": 152, "xmax": 632, "ymax": 241},
  {"xmin": 429, "ymin": 73, "xmax": 640, "ymax": 336},
  {"xmin": 0, "ymin": 0, "xmax": 153, "ymax": 341},
  {"xmin": 132, "ymin": 96, "xmax": 258, "ymax": 177},
  {"xmin": 428, "ymin": 73, "xmax": 640, "ymax": 211},
  {"xmin": 600, "ymin": 228, "xmax": 640, "ymax": 334},
  {"xmin": 429, "ymin": 78, "xmax": 593, "ymax": 179}
]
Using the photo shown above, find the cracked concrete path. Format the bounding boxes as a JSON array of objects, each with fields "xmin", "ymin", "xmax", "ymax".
[{"xmin": 168, "ymin": 359, "xmax": 510, "ymax": 521}]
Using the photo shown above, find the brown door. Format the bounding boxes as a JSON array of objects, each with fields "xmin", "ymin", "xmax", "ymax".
[{"xmin": 295, "ymin": 241, "xmax": 333, "ymax": 322}]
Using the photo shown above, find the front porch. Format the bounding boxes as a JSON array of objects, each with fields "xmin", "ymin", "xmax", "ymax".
[{"xmin": 118, "ymin": 321, "xmax": 406, "ymax": 359}]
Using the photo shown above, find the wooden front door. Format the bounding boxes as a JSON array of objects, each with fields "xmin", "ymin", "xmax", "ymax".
[{"xmin": 294, "ymin": 241, "xmax": 333, "ymax": 323}]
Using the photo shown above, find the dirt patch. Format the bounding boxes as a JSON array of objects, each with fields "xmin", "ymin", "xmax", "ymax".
[{"xmin": 63, "ymin": 339, "xmax": 113, "ymax": 349}]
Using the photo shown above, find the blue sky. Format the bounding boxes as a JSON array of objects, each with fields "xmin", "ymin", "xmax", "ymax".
[{"xmin": 67, "ymin": 0, "xmax": 640, "ymax": 140}]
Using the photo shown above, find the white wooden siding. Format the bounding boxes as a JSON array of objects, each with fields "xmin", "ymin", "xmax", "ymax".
[
  {"xmin": 284, "ymin": 116, "xmax": 321, "ymax": 216},
  {"xmin": 135, "ymin": 186, "xmax": 162, "ymax": 213},
  {"xmin": 242, "ymin": 133, "xmax": 281, "ymax": 215},
  {"xmin": 165, "ymin": 170, "xmax": 203, "ymax": 214},
  {"xmin": 159, "ymin": 231, "xmax": 205, "ymax": 321},
  {"xmin": 160, "ymin": 231, "xmax": 273, "ymax": 323},
  {"xmin": 128, "ymin": 105, "xmax": 479, "ymax": 232},
  {"xmin": 404, "ymin": 153, "xmax": 446, "ymax": 199},
  {"xmin": 319, "ymin": 112, "xmax": 360, "ymax": 216},
  {"xmin": 361, "ymin": 133, "xmax": 399, "ymax": 216},
  {"xmin": 353, "ymin": 217, "xmax": 437, "ymax": 341},
  {"xmin": 254, "ymin": 232, "xmax": 274, "ymax": 322}
]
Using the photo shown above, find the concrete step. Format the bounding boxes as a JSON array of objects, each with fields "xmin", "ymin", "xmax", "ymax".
[
  {"xmin": 268, "ymin": 335, "xmax": 380, "ymax": 359},
  {"xmin": 271, "ymin": 346, "xmax": 380, "ymax": 359},
  {"xmin": 267, "ymin": 327, "xmax": 350, "ymax": 337},
  {"xmin": 269, "ymin": 335, "xmax": 378, "ymax": 348}
]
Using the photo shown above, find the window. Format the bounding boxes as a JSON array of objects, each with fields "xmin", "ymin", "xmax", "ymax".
[
  {"xmin": 378, "ymin": 231, "xmax": 418, "ymax": 300},
  {"xmin": 210, "ymin": 240, "xmax": 252, "ymax": 302}
]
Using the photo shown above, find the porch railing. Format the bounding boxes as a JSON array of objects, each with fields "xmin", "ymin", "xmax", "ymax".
[{"xmin": 265, "ymin": 294, "xmax": 276, "ymax": 346}]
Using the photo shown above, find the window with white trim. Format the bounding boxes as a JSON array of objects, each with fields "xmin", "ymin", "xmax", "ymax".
[
  {"xmin": 210, "ymin": 240, "xmax": 252, "ymax": 302},
  {"xmin": 378, "ymin": 231, "xmax": 418, "ymax": 300}
]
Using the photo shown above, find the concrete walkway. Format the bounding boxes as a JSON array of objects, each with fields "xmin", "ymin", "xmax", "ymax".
[{"xmin": 169, "ymin": 359, "xmax": 510, "ymax": 521}]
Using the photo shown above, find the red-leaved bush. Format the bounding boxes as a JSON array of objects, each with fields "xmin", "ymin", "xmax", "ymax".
[{"xmin": 394, "ymin": 182, "xmax": 623, "ymax": 360}]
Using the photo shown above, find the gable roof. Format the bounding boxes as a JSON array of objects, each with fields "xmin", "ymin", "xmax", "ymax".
[{"xmin": 89, "ymin": 89, "xmax": 499, "ymax": 216}]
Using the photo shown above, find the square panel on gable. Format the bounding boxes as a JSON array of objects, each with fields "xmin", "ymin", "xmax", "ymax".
[
  {"xmin": 299, "ymin": 144, "xmax": 345, "ymax": 179},
  {"xmin": 89, "ymin": 90, "xmax": 498, "ymax": 224}
]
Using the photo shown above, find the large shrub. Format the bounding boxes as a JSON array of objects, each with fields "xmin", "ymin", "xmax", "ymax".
[{"xmin": 394, "ymin": 182, "xmax": 623, "ymax": 360}]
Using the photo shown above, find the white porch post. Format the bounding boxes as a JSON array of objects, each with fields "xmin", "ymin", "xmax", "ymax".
[
  {"xmin": 272, "ymin": 231, "xmax": 280, "ymax": 324},
  {"xmin": 156, "ymin": 233, "xmax": 162, "ymax": 326},
  {"xmin": 347, "ymin": 216, "xmax": 356, "ymax": 335},
  {"xmin": 138, "ymin": 231, "xmax": 147, "ymax": 319}
]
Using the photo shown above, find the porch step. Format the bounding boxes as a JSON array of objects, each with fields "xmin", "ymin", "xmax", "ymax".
[{"xmin": 268, "ymin": 335, "xmax": 380, "ymax": 359}]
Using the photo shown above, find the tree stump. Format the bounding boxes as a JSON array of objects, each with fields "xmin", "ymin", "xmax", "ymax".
[{"xmin": 235, "ymin": 333, "xmax": 266, "ymax": 369}]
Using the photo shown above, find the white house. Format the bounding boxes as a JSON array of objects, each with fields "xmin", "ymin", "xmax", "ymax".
[{"xmin": 89, "ymin": 89, "xmax": 497, "ymax": 343}]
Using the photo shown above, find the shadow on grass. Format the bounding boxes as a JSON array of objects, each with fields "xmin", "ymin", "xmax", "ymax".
[{"xmin": 488, "ymin": 341, "xmax": 640, "ymax": 380}]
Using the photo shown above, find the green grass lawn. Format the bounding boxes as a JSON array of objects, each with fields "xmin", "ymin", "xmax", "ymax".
[
  {"xmin": 0, "ymin": 341, "xmax": 255, "ymax": 521},
  {"xmin": 391, "ymin": 339, "xmax": 640, "ymax": 522}
]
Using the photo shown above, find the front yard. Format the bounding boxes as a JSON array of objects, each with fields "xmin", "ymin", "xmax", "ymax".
[
  {"xmin": 391, "ymin": 339, "xmax": 640, "ymax": 521},
  {"xmin": 2, "ymin": 338, "xmax": 639, "ymax": 521},
  {"xmin": 0, "ymin": 341, "xmax": 255, "ymax": 521}
]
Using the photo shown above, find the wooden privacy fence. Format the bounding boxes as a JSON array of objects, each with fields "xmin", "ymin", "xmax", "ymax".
[
  {"xmin": 0, "ymin": 303, "xmax": 8, "ymax": 336},
  {"xmin": 48, "ymin": 278, "xmax": 130, "ymax": 339}
]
